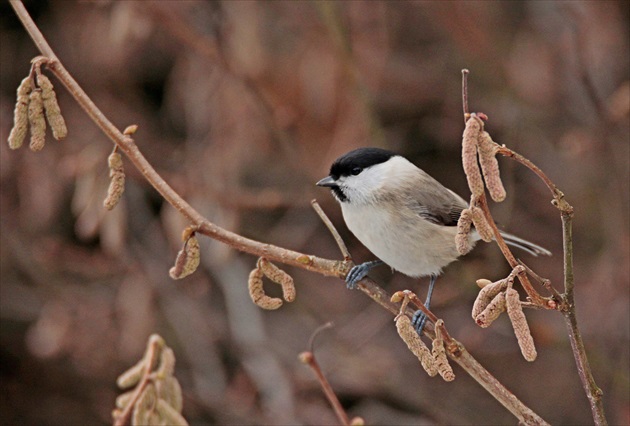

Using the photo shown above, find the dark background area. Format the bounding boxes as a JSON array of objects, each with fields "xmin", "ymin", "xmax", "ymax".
[{"xmin": 1, "ymin": 1, "xmax": 628, "ymax": 425}]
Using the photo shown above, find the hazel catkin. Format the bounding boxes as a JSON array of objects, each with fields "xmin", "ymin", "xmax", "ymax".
[
  {"xmin": 104, "ymin": 151, "xmax": 125, "ymax": 210},
  {"xmin": 247, "ymin": 267, "xmax": 283, "ymax": 310},
  {"xmin": 8, "ymin": 77, "xmax": 32, "ymax": 149},
  {"xmin": 37, "ymin": 73, "xmax": 67, "ymax": 141},
  {"xmin": 472, "ymin": 278, "xmax": 508, "ymax": 319},
  {"xmin": 432, "ymin": 320, "xmax": 455, "ymax": 381},
  {"xmin": 395, "ymin": 315, "xmax": 437, "ymax": 377},
  {"xmin": 505, "ymin": 288, "xmax": 537, "ymax": 361},
  {"xmin": 475, "ymin": 291, "xmax": 506, "ymax": 328},
  {"xmin": 28, "ymin": 89, "xmax": 46, "ymax": 151},
  {"xmin": 257, "ymin": 257, "xmax": 296, "ymax": 302},
  {"xmin": 477, "ymin": 130, "xmax": 506, "ymax": 202},
  {"xmin": 456, "ymin": 208, "xmax": 474, "ymax": 255},
  {"xmin": 462, "ymin": 115, "xmax": 484, "ymax": 198},
  {"xmin": 471, "ymin": 205, "xmax": 494, "ymax": 242},
  {"xmin": 169, "ymin": 235, "xmax": 200, "ymax": 279}
]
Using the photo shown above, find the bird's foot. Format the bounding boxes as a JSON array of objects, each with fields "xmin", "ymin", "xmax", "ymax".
[
  {"xmin": 345, "ymin": 260, "xmax": 383, "ymax": 289},
  {"xmin": 412, "ymin": 310, "xmax": 428, "ymax": 336}
]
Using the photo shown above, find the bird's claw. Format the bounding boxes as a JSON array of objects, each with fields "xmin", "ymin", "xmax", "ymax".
[
  {"xmin": 412, "ymin": 310, "xmax": 428, "ymax": 336},
  {"xmin": 345, "ymin": 264, "xmax": 370, "ymax": 289},
  {"xmin": 345, "ymin": 260, "xmax": 384, "ymax": 289}
]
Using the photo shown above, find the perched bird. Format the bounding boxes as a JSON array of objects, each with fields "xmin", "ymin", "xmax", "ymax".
[{"xmin": 317, "ymin": 147, "xmax": 550, "ymax": 333}]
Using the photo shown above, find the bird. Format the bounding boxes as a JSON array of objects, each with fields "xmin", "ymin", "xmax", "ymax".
[{"xmin": 316, "ymin": 147, "xmax": 550, "ymax": 334}]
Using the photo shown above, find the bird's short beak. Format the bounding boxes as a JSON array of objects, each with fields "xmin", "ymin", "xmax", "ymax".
[{"xmin": 316, "ymin": 176, "xmax": 337, "ymax": 187}]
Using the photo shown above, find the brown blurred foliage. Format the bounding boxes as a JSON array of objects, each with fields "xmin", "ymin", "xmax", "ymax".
[{"xmin": 1, "ymin": 1, "xmax": 628, "ymax": 425}]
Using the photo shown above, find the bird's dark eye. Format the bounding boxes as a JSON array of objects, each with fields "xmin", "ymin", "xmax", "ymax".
[{"xmin": 350, "ymin": 167, "xmax": 362, "ymax": 176}]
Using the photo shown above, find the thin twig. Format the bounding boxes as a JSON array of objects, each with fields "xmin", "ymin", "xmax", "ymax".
[
  {"xmin": 308, "ymin": 321, "xmax": 334, "ymax": 354},
  {"xmin": 496, "ymin": 146, "xmax": 563, "ymax": 200},
  {"xmin": 462, "ymin": 68, "xmax": 470, "ymax": 122},
  {"xmin": 560, "ymin": 208, "xmax": 607, "ymax": 425},
  {"xmin": 301, "ymin": 324, "xmax": 350, "ymax": 426},
  {"xmin": 401, "ymin": 290, "xmax": 439, "ymax": 326},
  {"xmin": 518, "ymin": 259, "xmax": 563, "ymax": 304},
  {"xmin": 311, "ymin": 200, "xmax": 351, "ymax": 261},
  {"xmin": 476, "ymin": 194, "xmax": 547, "ymax": 306}
]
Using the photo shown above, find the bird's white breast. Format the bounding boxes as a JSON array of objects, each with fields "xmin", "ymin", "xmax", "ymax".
[{"xmin": 340, "ymin": 201, "xmax": 471, "ymax": 278}]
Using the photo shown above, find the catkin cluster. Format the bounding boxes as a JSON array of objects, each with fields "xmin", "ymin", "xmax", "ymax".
[
  {"xmin": 393, "ymin": 310, "xmax": 455, "ymax": 381},
  {"xmin": 247, "ymin": 257, "xmax": 296, "ymax": 310},
  {"xmin": 456, "ymin": 205, "xmax": 495, "ymax": 255},
  {"xmin": 7, "ymin": 72, "xmax": 67, "ymax": 151},
  {"xmin": 471, "ymin": 268, "xmax": 537, "ymax": 361},
  {"xmin": 113, "ymin": 334, "xmax": 188, "ymax": 426},
  {"xmin": 472, "ymin": 278, "xmax": 508, "ymax": 327},
  {"xmin": 461, "ymin": 114, "xmax": 506, "ymax": 202}
]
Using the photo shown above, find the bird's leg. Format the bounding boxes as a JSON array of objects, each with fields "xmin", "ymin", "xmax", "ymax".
[
  {"xmin": 412, "ymin": 274, "xmax": 437, "ymax": 335},
  {"xmin": 345, "ymin": 260, "xmax": 384, "ymax": 289}
]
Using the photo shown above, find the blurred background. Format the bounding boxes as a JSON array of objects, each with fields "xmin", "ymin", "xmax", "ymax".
[{"xmin": 1, "ymin": 1, "xmax": 628, "ymax": 424}]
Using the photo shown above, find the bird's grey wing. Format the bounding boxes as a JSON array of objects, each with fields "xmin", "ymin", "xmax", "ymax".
[{"xmin": 404, "ymin": 173, "xmax": 468, "ymax": 227}]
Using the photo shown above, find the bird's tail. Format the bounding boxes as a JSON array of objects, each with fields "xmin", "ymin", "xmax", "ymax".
[{"xmin": 499, "ymin": 231, "xmax": 551, "ymax": 257}]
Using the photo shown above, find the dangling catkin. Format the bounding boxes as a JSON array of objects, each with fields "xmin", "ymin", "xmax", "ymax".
[
  {"xmin": 475, "ymin": 291, "xmax": 506, "ymax": 328},
  {"xmin": 247, "ymin": 267, "xmax": 283, "ymax": 310},
  {"xmin": 472, "ymin": 278, "xmax": 507, "ymax": 319},
  {"xmin": 36, "ymin": 73, "xmax": 67, "ymax": 140},
  {"xmin": 462, "ymin": 115, "xmax": 484, "ymax": 197},
  {"xmin": 8, "ymin": 77, "xmax": 32, "ymax": 149},
  {"xmin": 432, "ymin": 320, "xmax": 455, "ymax": 381},
  {"xmin": 477, "ymin": 131, "xmax": 506, "ymax": 202},
  {"xmin": 28, "ymin": 89, "xmax": 46, "ymax": 151},
  {"xmin": 456, "ymin": 208, "xmax": 473, "ymax": 255},
  {"xmin": 169, "ymin": 235, "xmax": 200, "ymax": 279},
  {"xmin": 471, "ymin": 205, "xmax": 494, "ymax": 242},
  {"xmin": 505, "ymin": 288, "xmax": 537, "ymax": 361},
  {"xmin": 257, "ymin": 258, "xmax": 296, "ymax": 302},
  {"xmin": 104, "ymin": 151, "xmax": 125, "ymax": 210},
  {"xmin": 395, "ymin": 315, "xmax": 437, "ymax": 377}
]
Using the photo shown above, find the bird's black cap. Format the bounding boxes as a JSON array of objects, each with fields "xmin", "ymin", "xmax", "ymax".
[{"xmin": 329, "ymin": 147, "xmax": 396, "ymax": 179}]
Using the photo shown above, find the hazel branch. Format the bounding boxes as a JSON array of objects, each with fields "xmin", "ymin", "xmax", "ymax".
[
  {"xmin": 311, "ymin": 200, "xmax": 351, "ymax": 261},
  {"xmin": 299, "ymin": 324, "xmax": 359, "ymax": 426}
]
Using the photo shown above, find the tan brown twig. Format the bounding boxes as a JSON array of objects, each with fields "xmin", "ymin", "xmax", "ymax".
[
  {"xmin": 518, "ymin": 260, "xmax": 562, "ymax": 307},
  {"xmin": 299, "ymin": 324, "xmax": 352, "ymax": 426},
  {"xmin": 402, "ymin": 289, "xmax": 439, "ymax": 327},
  {"xmin": 311, "ymin": 199, "xmax": 351, "ymax": 261}
]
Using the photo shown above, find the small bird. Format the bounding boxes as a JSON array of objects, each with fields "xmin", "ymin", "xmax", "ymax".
[{"xmin": 317, "ymin": 147, "xmax": 550, "ymax": 333}]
